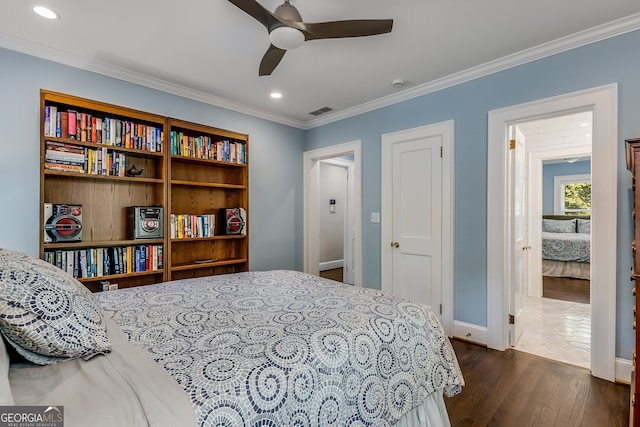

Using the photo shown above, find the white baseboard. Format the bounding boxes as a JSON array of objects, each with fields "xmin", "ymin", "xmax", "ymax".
[
  {"xmin": 319, "ymin": 259, "xmax": 343, "ymax": 271},
  {"xmin": 616, "ymin": 357, "xmax": 633, "ymax": 384},
  {"xmin": 452, "ymin": 321, "xmax": 488, "ymax": 345}
]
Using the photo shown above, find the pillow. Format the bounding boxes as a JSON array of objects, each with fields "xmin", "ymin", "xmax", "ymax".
[
  {"xmin": 577, "ymin": 219, "xmax": 591, "ymax": 234},
  {"xmin": 0, "ymin": 248, "xmax": 111, "ymax": 365},
  {"xmin": 542, "ymin": 219, "xmax": 576, "ymax": 233},
  {"xmin": 0, "ymin": 336, "xmax": 14, "ymax": 405}
]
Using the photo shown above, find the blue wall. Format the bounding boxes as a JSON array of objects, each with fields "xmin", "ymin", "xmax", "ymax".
[
  {"xmin": 305, "ymin": 29, "xmax": 640, "ymax": 359},
  {"xmin": 542, "ymin": 160, "xmax": 591, "ymax": 213},
  {"xmin": 0, "ymin": 48, "xmax": 305, "ymax": 272},
  {"xmin": 2, "ymin": 28, "xmax": 640, "ymax": 360}
]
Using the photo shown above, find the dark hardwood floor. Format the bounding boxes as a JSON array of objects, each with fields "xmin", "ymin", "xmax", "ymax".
[
  {"xmin": 543, "ymin": 276, "xmax": 590, "ymax": 304},
  {"xmin": 445, "ymin": 339, "xmax": 629, "ymax": 427},
  {"xmin": 319, "ymin": 267, "xmax": 344, "ymax": 282}
]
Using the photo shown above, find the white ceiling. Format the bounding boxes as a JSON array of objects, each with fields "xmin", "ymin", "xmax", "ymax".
[{"xmin": 2, "ymin": 0, "xmax": 640, "ymax": 129}]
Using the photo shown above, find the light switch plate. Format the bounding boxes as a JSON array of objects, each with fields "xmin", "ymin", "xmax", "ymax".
[{"xmin": 371, "ymin": 212, "xmax": 380, "ymax": 223}]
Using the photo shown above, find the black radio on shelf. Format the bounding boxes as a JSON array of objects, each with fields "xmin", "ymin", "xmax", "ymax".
[{"xmin": 127, "ymin": 206, "xmax": 164, "ymax": 239}]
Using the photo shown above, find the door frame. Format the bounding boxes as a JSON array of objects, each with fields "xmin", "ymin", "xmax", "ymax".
[
  {"xmin": 487, "ymin": 84, "xmax": 617, "ymax": 381},
  {"xmin": 303, "ymin": 141, "xmax": 362, "ymax": 285},
  {"xmin": 381, "ymin": 120, "xmax": 455, "ymax": 335},
  {"xmin": 318, "ymin": 157, "xmax": 356, "ymax": 283},
  {"xmin": 527, "ymin": 143, "xmax": 591, "ymax": 298}
]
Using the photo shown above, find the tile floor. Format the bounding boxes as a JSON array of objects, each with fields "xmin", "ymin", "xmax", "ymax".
[{"xmin": 514, "ymin": 296, "xmax": 591, "ymax": 369}]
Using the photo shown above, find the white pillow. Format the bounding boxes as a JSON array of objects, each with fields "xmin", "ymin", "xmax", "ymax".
[{"xmin": 542, "ymin": 219, "xmax": 576, "ymax": 233}]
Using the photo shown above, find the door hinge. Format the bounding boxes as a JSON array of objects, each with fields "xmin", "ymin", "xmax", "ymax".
[
  {"xmin": 440, "ymin": 146, "xmax": 443, "ymax": 158},
  {"xmin": 439, "ymin": 304, "xmax": 442, "ymax": 314},
  {"xmin": 509, "ymin": 139, "xmax": 516, "ymax": 150},
  {"xmin": 508, "ymin": 314, "xmax": 515, "ymax": 324}
]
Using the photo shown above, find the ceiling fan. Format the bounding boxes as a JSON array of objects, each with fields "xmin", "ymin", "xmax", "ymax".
[{"xmin": 228, "ymin": 0, "xmax": 393, "ymax": 76}]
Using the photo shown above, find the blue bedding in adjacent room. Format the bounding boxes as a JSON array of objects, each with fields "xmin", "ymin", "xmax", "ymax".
[{"xmin": 542, "ymin": 231, "xmax": 590, "ymax": 263}]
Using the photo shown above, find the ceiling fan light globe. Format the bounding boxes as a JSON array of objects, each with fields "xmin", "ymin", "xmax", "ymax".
[{"xmin": 270, "ymin": 26, "xmax": 305, "ymax": 50}]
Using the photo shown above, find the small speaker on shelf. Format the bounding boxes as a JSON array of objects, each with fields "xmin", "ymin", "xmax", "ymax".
[
  {"xmin": 221, "ymin": 208, "xmax": 246, "ymax": 235},
  {"xmin": 44, "ymin": 203, "xmax": 83, "ymax": 243},
  {"xmin": 127, "ymin": 206, "xmax": 164, "ymax": 239}
]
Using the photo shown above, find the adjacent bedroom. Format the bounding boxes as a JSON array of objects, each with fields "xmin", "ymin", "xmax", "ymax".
[{"xmin": 513, "ymin": 112, "xmax": 592, "ymax": 370}]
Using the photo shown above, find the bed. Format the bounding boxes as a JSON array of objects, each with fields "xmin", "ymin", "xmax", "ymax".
[
  {"xmin": 541, "ymin": 215, "xmax": 591, "ymax": 280},
  {"xmin": 0, "ymin": 248, "xmax": 464, "ymax": 427}
]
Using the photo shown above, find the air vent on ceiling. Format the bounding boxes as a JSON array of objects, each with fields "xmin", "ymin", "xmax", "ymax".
[{"xmin": 308, "ymin": 106, "xmax": 333, "ymax": 116}]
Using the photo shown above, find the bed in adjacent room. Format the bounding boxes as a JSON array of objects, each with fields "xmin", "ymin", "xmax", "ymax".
[
  {"xmin": 0, "ymin": 248, "xmax": 464, "ymax": 427},
  {"xmin": 541, "ymin": 215, "xmax": 591, "ymax": 280}
]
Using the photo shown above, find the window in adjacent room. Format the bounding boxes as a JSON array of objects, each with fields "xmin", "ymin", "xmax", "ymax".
[{"xmin": 554, "ymin": 173, "xmax": 591, "ymax": 215}]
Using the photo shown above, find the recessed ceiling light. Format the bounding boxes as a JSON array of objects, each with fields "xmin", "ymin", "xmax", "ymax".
[
  {"xmin": 33, "ymin": 6, "xmax": 59, "ymax": 20},
  {"xmin": 270, "ymin": 92, "xmax": 282, "ymax": 99}
]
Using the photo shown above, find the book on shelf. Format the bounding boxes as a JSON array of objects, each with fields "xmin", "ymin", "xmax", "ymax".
[
  {"xmin": 170, "ymin": 213, "xmax": 216, "ymax": 239},
  {"xmin": 45, "ymin": 141, "xmax": 128, "ymax": 176},
  {"xmin": 169, "ymin": 131, "xmax": 246, "ymax": 164},
  {"xmin": 44, "ymin": 105, "xmax": 164, "ymax": 153},
  {"xmin": 44, "ymin": 244, "xmax": 163, "ymax": 280}
]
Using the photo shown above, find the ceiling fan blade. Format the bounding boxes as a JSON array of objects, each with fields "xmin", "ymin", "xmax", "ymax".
[
  {"xmin": 228, "ymin": 0, "xmax": 285, "ymax": 31},
  {"xmin": 259, "ymin": 45, "xmax": 287, "ymax": 76},
  {"xmin": 293, "ymin": 19, "xmax": 393, "ymax": 41}
]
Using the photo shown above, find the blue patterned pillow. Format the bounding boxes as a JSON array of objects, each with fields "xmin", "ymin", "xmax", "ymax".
[
  {"xmin": 0, "ymin": 248, "xmax": 111, "ymax": 364},
  {"xmin": 542, "ymin": 219, "xmax": 576, "ymax": 233}
]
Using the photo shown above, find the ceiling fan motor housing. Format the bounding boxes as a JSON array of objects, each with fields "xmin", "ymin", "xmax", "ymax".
[{"xmin": 274, "ymin": 0, "xmax": 302, "ymax": 22}]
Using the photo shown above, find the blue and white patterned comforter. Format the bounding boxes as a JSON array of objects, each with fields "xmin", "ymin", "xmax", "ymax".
[
  {"xmin": 96, "ymin": 270, "xmax": 464, "ymax": 426},
  {"xmin": 542, "ymin": 232, "xmax": 590, "ymax": 263}
]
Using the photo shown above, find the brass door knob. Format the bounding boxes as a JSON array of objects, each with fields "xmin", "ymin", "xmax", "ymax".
[{"xmin": 391, "ymin": 242, "xmax": 399, "ymax": 248}]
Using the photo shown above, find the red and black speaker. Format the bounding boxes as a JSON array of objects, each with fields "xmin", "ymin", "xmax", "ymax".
[
  {"xmin": 221, "ymin": 208, "xmax": 246, "ymax": 235},
  {"xmin": 44, "ymin": 203, "xmax": 83, "ymax": 243}
]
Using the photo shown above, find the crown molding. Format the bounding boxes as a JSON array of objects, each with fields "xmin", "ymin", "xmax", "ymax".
[
  {"xmin": 0, "ymin": 33, "xmax": 306, "ymax": 129},
  {"xmin": 2, "ymin": 12, "xmax": 639, "ymax": 131},
  {"xmin": 303, "ymin": 12, "xmax": 640, "ymax": 129}
]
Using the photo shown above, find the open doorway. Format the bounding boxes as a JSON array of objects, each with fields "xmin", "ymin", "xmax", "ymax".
[
  {"xmin": 303, "ymin": 141, "xmax": 362, "ymax": 286},
  {"xmin": 487, "ymin": 84, "xmax": 617, "ymax": 382},
  {"xmin": 513, "ymin": 112, "xmax": 592, "ymax": 369},
  {"xmin": 318, "ymin": 156, "xmax": 355, "ymax": 284}
]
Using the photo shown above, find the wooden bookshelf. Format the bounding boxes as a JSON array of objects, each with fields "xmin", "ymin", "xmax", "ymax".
[
  {"xmin": 166, "ymin": 118, "xmax": 248, "ymax": 281},
  {"xmin": 39, "ymin": 90, "xmax": 249, "ymax": 291}
]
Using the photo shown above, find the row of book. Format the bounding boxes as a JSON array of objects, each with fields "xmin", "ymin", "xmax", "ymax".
[
  {"xmin": 44, "ymin": 105, "xmax": 163, "ymax": 152},
  {"xmin": 170, "ymin": 131, "xmax": 246, "ymax": 164},
  {"xmin": 43, "ymin": 245, "xmax": 163, "ymax": 279},
  {"xmin": 170, "ymin": 214, "xmax": 215, "ymax": 239},
  {"xmin": 45, "ymin": 141, "xmax": 128, "ymax": 176}
]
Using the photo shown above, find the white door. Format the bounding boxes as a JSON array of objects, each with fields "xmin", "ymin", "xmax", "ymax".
[
  {"xmin": 344, "ymin": 163, "xmax": 355, "ymax": 284},
  {"xmin": 508, "ymin": 125, "xmax": 526, "ymax": 346},
  {"xmin": 389, "ymin": 135, "xmax": 442, "ymax": 310}
]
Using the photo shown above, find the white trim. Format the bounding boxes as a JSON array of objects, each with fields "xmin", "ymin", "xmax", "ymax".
[
  {"xmin": 527, "ymin": 144, "xmax": 591, "ymax": 298},
  {"xmin": 453, "ymin": 321, "xmax": 488, "ymax": 346},
  {"xmin": 303, "ymin": 141, "xmax": 362, "ymax": 285},
  {"xmin": 303, "ymin": 14, "xmax": 640, "ymax": 128},
  {"xmin": 320, "ymin": 158, "xmax": 354, "ymax": 168},
  {"xmin": 554, "ymin": 173, "xmax": 591, "ymax": 215},
  {"xmin": 2, "ymin": 15, "xmax": 638, "ymax": 130},
  {"xmin": 487, "ymin": 84, "xmax": 618, "ymax": 381},
  {"xmin": 381, "ymin": 120, "xmax": 455, "ymax": 335},
  {"xmin": 319, "ymin": 260, "xmax": 344, "ymax": 271},
  {"xmin": 616, "ymin": 358, "xmax": 633, "ymax": 384}
]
